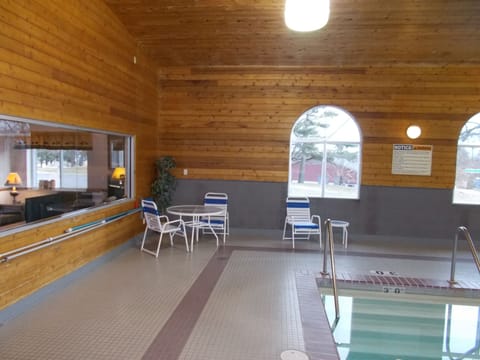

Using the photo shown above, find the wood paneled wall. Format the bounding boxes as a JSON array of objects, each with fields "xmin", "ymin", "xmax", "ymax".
[
  {"xmin": 158, "ymin": 66, "xmax": 480, "ymax": 189},
  {"xmin": 0, "ymin": 202, "xmax": 138, "ymax": 310},
  {"xmin": 0, "ymin": 0, "xmax": 158, "ymax": 309}
]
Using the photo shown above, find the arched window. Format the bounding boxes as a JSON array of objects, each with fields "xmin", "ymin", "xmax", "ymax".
[
  {"xmin": 288, "ymin": 105, "xmax": 361, "ymax": 199},
  {"xmin": 454, "ymin": 113, "xmax": 480, "ymax": 204}
]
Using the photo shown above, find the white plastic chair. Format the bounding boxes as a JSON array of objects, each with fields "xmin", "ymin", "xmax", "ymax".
[
  {"xmin": 282, "ymin": 196, "xmax": 321, "ymax": 249},
  {"xmin": 200, "ymin": 192, "xmax": 229, "ymax": 244},
  {"xmin": 140, "ymin": 199, "xmax": 189, "ymax": 257}
]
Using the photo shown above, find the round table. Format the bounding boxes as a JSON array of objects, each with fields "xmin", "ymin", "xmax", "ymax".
[
  {"xmin": 330, "ymin": 220, "xmax": 349, "ymax": 248},
  {"xmin": 167, "ymin": 205, "xmax": 224, "ymax": 250}
]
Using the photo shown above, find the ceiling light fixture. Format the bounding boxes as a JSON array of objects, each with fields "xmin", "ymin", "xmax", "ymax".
[
  {"xmin": 406, "ymin": 125, "xmax": 422, "ymax": 139},
  {"xmin": 284, "ymin": 0, "xmax": 330, "ymax": 32}
]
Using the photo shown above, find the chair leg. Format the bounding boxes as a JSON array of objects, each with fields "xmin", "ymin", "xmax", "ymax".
[
  {"xmin": 182, "ymin": 223, "xmax": 189, "ymax": 252},
  {"xmin": 282, "ymin": 220, "xmax": 288, "ymax": 240},
  {"xmin": 214, "ymin": 226, "xmax": 219, "ymax": 247},
  {"xmin": 140, "ymin": 227, "xmax": 149, "ymax": 251},
  {"xmin": 292, "ymin": 227, "xmax": 295, "ymax": 249},
  {"xmin": 154, "ymin": 233, "xmax": 164, "ymax": 258}
]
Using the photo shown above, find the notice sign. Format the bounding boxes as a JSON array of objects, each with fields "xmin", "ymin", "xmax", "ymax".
[{"xmin": 392, "ymin": 144, "xmax": 433, "ymax": 176}]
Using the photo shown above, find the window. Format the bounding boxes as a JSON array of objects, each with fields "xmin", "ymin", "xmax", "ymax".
[
  {"xmin": 0, "ymin": 114, "xmax": 133, "ymax": 230},
  {"xmin": 288, "ymin": 105, "xmax": 361, "ymax": 199},
  {"xmin": 454, "ymin": 113, "xmax": 480, "ymax": 204},
  {"xmin": 32, "ymin": 149, "xmax": 88, "ymax": 189}
]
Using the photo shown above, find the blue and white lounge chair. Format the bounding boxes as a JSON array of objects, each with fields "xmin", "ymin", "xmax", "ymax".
[{"xmin": 282, "ymin": 197, "xmax": 321, "ymax": 249}]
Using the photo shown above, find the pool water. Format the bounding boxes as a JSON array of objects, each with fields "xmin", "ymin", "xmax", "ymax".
[{"xmin": 322, "ymin": 292, "xmax": 480, "ymax": 360}]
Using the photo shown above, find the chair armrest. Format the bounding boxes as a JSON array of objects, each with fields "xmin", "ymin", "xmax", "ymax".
[
  {"xmin": 165, "ymin": 219, "xmax": 184, "ymax": 227},
  {"xmin": 288, "ymin": 216, "xmax": 312, "ymax": 223},
  {"xmin": 310, "ymin": 215, "xmax": 321, "ymax": 224},
  {"xmin": 158, "ymin": 215, "xmax": 169, "ymax": 222},
  {"xmin": 288, "ymin": 216, "xmax": 310, "ymax": 222},
  {"xmin": 162, "ymin": 219, "xmax": 186, "ymax": 232}
]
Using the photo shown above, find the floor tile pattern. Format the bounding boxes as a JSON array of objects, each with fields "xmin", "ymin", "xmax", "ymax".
[
  {"xmin": 0, "ymin": 242, "xmax": 216, "ymax": 360},
  {"xmin": 1, "ymin": 231, "xmax": 479, "ymax": 360},
  {"xmin": 142, "ymin": 247, "xmax": 231, "ymax": 360},
  {"xmin": 178, "ymin": 249, "xmax": 316, "ymax": 360}
]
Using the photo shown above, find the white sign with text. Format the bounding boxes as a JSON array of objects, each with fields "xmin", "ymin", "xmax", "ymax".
[{"xmin": 392, "ymin": 144, "xmax": 433, "ymax": 176}]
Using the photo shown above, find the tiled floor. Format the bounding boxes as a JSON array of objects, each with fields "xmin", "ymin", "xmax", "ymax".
[{"xmin": 0, "ymin": 229, "xmax": 479, "ymax": 360}]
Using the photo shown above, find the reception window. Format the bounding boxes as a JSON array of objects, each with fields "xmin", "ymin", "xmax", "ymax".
[{"xmin": 0, "ymin": 114, "xmax": 133, "ymax": 230}]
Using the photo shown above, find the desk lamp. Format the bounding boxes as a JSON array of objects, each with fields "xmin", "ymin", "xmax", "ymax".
[
  {"xmin": 111, "ymin": 167, "xmax": 126, "ymax": 184},
  {"xmin": 5, "ymin": 172, "xmax": 22, "ymax": 203}
]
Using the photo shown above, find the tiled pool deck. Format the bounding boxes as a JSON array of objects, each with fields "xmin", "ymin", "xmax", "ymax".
[{"xmin": 0, "ymin": 229, "xmax": 478, "ymax": 360}]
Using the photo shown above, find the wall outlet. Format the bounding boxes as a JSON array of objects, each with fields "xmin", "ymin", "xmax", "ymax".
[{"xmin": 183, "ymin": 169, "xmax": 188, "ymax": 175}]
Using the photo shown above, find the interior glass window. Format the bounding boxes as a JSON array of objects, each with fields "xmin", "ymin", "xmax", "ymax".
[{"xmin": 0, "ymin": 115, "xmax": 133, "ymax": 231}]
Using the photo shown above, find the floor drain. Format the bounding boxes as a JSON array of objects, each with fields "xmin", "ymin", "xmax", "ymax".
[{"xmin": 280, "ymin": 349, "xmax": 309, "ymax": 360}]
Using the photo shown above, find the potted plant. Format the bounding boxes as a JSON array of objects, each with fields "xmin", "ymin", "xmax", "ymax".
[{"xmin": 151, "ymin": 156, "xmax": 176, "ymax": 213}]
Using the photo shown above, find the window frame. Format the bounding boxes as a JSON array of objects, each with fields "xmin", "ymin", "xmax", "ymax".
[
  {"xmin": 453, "ymin": 113, "xmax": 480, "ymax": 205},
  {"xmin": 0, "ymin": 113, "xmax": 134, "ymax": 234},
  {"xmin": 288, "ymin": 105, "xmax": 362, "ymax": 200}
]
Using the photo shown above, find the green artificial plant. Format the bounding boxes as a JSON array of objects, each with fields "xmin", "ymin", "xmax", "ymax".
[{"xmin": 151, "ymin": 156, "xmax": 176, "ymax": 213}]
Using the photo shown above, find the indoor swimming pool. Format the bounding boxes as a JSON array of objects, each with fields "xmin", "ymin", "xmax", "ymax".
[{"xmin": 322, "ymin": 291, "xmax": 480, "ymax": 360}]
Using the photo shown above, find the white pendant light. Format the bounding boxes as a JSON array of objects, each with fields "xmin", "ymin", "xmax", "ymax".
[{"xmin": 284, "ymin": 0, "xmax": 330, "ymax": 32}]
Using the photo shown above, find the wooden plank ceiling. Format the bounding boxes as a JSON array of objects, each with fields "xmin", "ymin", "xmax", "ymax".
[{"xmin": 104, "ymin": 0, "xmax": 480, "ymax": 67}]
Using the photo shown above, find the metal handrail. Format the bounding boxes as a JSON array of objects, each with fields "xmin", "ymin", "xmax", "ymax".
[
  {"xmin": 0, "ymin": 208, "xmax": 140, "ymax": 263},
  {"xmin": 449, "ymin": 226, "xmax": 480, "ymax": 284},
  {"xmin": 321, "ymin": 218, "xmax": 340, "ymax": 326}
]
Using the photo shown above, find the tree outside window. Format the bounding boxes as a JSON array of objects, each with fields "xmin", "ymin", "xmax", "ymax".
[{"xmin": 289, "ymin": 105, "xmax": 361, "ymax": 199}]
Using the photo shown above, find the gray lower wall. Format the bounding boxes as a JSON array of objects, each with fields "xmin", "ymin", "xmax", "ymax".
[{"xmin": 172, "ymin": 179, "xmax": 480, "ymax": 241}]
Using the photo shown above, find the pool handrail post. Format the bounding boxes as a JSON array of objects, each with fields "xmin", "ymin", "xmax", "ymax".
[
  {"xmin": 449, "ymin": 231, "xmax": 459, "ymax": 284},
  {"xmin": 449, "ymin": 226, "xmax": 480, "ymax": 284},
  {"xmin": 321, "ymin": 221, "xmax": 329, "ymax": 276},
  {"xmin": 322, "ymin": 219, "xmax": 340, "ymax": 323}
]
